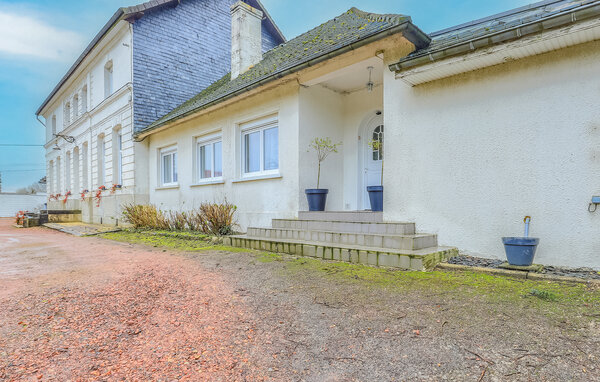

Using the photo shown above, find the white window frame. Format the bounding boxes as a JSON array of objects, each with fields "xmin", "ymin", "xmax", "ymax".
[
  {"xmin": 195, "ymin": 134, "xmax": 223, "ymax": 183},
  {"xmin": 115, "ymin": 130, "xmax": 123, "ymax": 185},
  {"xmin": 159, "ymin": 146, "xmax": 178, "ymax": 187},
  {"xmin": 240, "ymin": 116, "xmax": 279, "ymax": 178},
  {"xmin": 98, "ymin": 136, "xmax": 106, "ymax": 187}
]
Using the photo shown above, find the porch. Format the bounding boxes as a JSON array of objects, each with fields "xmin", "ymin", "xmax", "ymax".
[{"xmin": 297, "ymin": 56, "xmax": 386, "ymax": 212}]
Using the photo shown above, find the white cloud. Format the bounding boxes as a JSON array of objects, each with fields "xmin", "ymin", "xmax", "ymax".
[{"xmin": 0, "ymin": 11, "xmax": 85, "ymax": 61}]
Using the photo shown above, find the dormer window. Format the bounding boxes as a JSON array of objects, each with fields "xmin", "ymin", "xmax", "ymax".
[
  {"xmin": 104, "ymin": 61, "xmax": 113, "ymax": 99},
  {"xmin": 51, "ymin": 115, "xmax": 56, "ymax": 136},
  {"xmin": 82, "ymin": 85, "xmax": 88, "ymax": 112}
]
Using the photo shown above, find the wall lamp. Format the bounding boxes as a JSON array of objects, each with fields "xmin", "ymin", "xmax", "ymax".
[
  {"xmin": 53, "ymin": 133, "xmax": 75, "ymax": 144},
  {"xmin": 588, "ymin": 196, "xmax": 600, "ymax": 212}
]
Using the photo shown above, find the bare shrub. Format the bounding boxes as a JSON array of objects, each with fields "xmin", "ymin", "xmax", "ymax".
[{"xmin": 122, "ymin": 202, "xmax": 237, "ymax": 235}]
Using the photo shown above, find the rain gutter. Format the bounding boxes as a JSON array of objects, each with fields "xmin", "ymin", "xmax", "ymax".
[{"xmin": 389, "ymin": 1, "xmax": 600, "ymax": 73}]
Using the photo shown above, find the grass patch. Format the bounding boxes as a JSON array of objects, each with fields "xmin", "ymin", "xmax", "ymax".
[
  {"xmin": 285, "ymin": 258, "xmax": 600, "ymax": 316},
  {"xmin": 257, "ymin": 253, "xmax": 283, "ymax": 263}
]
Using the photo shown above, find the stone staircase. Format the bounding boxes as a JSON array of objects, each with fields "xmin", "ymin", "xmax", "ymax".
[{"xmin": 224, "ymin": 211, "xmax": 457, "ymax": 271}]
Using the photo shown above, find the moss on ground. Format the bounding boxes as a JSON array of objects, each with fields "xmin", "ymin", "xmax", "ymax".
[{"xmin": 102, "ymin": 230, "xmax": 600, "ymax": 320}]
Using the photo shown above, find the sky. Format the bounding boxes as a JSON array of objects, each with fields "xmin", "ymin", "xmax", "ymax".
[{"xmin": 0, "ymin": 0, "xmax": 533, "ymax": 192}]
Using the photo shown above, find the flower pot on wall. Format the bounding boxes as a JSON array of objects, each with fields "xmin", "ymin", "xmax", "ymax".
[
  {"xmin": 305, "ymin": 189, "xmax": 329, "ymax": 211},
  {"xmin": 367, "ymin": 186, "xmax": 383, "ymax": 212},
  {"xmin": 502, "ymin": 237, "xmax": 540, "ymax": 266}
]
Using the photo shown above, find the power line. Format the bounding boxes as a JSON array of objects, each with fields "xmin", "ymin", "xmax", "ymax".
[
  {"xmin": 0, "ymin": 169, "xmax": 46, "ymax": 173},
  {"xmin": 0, "ymin": 144, "xmax": 44, "ymax": 147}
]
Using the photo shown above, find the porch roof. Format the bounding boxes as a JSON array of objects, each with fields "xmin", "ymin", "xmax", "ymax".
[{"xmin": 136, "ymin": 8, "xmax": 430, "ymax": 137}]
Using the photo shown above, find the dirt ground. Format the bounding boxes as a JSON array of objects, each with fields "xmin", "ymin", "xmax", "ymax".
[{"xmin": 1, "ymin": 219, "xmax": 599, "ymax": 381}]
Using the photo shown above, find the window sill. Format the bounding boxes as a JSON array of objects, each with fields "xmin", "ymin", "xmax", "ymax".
[
  {"xmin": 232, "ymin": 173, "xmax": 282, "ymax": 183},
  {"xmin": 191, "ymin": 179, "xmax": 225, "ymax": 187},
  {"xmin": 156, "ymin": 184, "xmax": 179, "ymax": 190}
]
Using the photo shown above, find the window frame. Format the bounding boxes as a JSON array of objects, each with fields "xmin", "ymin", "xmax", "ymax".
[
  {"xmin": 240, "ymin": 116, "xmax": 279, "ymax": 178},
  {"xmin": 159, "ymin": 146, "xmax": 178, "ymax": 187},
  {"xmin": 195, "ymin": 134, "xmax": 223, "ymax": 184}
]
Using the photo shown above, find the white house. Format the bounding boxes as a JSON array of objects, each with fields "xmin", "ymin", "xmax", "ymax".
[
  {"xmin": 133, "ymin": 0, "xmax": 600, "ymax": 269},
  {"xmin": 36, "ymin": 0, "xmax": 284, "ymax": 225}
]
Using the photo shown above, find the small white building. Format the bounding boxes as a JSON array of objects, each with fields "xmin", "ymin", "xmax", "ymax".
[{"xmin": 134, "ymin": 0, "xmax": 600, "ymax": 269}]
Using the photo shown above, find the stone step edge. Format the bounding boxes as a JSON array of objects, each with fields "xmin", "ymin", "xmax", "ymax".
[
  {"xmin": 272, "ymin": 219, "xmax": 415, "ymax": 226},
  {"xmin": 224, "ymin": 235, "xmax": 457, "ymax": 271},
  {"xmin": 248, "ymin": 227, "xmax": 435, "ymax": 239}
]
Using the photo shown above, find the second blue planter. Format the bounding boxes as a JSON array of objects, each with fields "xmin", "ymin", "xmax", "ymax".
[{"xmin": 367, "ymin": 186, "xmax": 383, "ymax": 212}]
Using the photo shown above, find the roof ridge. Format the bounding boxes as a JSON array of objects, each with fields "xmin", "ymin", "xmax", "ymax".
[{"xmin": 349, "ymin": 7, "xmax": 410, "ymax": 24}]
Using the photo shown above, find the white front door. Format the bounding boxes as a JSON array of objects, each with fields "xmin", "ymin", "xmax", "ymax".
[{"xmin": 362, "ymin": 117, "xmax": 383, "ymax": 209}]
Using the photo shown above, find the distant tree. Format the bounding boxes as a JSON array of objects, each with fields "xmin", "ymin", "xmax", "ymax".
[{"xmin": 15, "ymin": 177, "xmax": 47, "ymax": 194}]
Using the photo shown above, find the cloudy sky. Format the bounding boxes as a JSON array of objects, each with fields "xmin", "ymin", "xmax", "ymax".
[{"xmin": 0, "ymin": 0, "xmax": 532, "ymax": 192}]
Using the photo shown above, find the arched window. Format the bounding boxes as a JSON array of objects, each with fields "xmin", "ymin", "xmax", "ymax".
[
  {"xmin": 97, "ymin": 135, "xmax": 105, "ymax": 187},
  {"xmin": 73, "ymin": 94, "xmax": 79, "ymax": 119},
  {"xmin": 48, "ymin": 160, "xmax": 54, "ymax": 193},
  {"xmin": 112, "ymin": 127, "xmax": 123, "ymax": 185},
  {"xmin": 73, "ymin": 146, "xmax": 80, "ymax": 192},
  {"xmin": 82, "ymin": 85, "xmax": 88, "ymax": 112},
  {"xmin": 82, "ymin": 142, "xmax": 89, "ymax": 190},
  {"xmin": 372, "ymin": 125, "xmax": 383, "ymax": 161},
  {"xmin": 65, "ymin": 151, "xmax": 71, "ymax": 191},
  {"xmin": 104, "ymin": 61, "xmax": 113, "ymax": 99}
]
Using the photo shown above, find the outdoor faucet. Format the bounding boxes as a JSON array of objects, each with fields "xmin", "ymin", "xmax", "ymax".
[{"xmin": 523, "ymin": 216, "xmax": 531, "ymax": 238}]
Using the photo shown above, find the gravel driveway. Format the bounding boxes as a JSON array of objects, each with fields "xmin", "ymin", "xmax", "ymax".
[{"xmin": 1, "ymin": 219, "xmax": 599, "ymax": 381}]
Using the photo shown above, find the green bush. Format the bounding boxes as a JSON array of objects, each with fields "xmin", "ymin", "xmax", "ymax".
[{"xmin": 122, "ymin": 202, "xmax": 238, "ymax": 236}]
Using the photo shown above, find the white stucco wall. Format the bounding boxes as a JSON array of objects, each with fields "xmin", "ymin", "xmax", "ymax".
[
  {"xmin": 42, "ymin": 21, "xmax": 149, "ymax": 225},
  {"xmin": 147, "ymin": 83, "xmax": 300, "ymax": 230},
  {"xmin": 384, "ymin": 39, "xmax": 600, "ymax": 268},
  {"xmin": 0, "ymin": 194, "xmax": 47, "ymax": 217}
]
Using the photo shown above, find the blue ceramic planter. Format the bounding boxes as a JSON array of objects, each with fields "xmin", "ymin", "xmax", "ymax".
[
  {"xmin": 305, "ymin": 189, "xmax": 328, "ymax": 211},
  {"xmin": 502, "ymin": 237, "xmax": 540, "ymax": 266},
  {"xmin": 367, "ymin": 186, "xmax": 383, "ymax": 212}
]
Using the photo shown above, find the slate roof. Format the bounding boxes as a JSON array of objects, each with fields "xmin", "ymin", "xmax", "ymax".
[
  {"xmin": 140, "ymin": 8, "xmax": 429, "ymax": 134},
  {"xmin": 36, "ymin": 0, "xmax": 285, "ymax": 116},
  {"xmin": 392, "ymin": 0, "xmax": 596, "ymax": 69}
]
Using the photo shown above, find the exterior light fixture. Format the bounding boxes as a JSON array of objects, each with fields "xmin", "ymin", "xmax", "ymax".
[
  {"xmin": 52, "ymin": 143, "xmax": 61, "ymax": 151},
  {"xmin": 54, "ymin": 133, "xmax": 75, "ymax": 144},
  {"xmin": 366, "ymin": 66, "xmax": 374, "ymax": 92}
]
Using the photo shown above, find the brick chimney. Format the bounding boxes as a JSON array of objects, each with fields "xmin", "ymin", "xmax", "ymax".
[{"xmin": 230, "ymin": 1, "xmax": 263, "ymax": 80}]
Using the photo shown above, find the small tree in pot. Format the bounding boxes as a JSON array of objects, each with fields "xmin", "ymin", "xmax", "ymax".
[
  {"xmin": 367, "ymin": 139, "xmax": 384, "ymax": 211},
  {"xmin": 305, "ymin": 137, "xmax": 341, "ymax": 211}
]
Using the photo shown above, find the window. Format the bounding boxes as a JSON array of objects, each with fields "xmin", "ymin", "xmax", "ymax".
[
  {"xmin": 104, "ymin": 61, "xmax": 113, "ymax": 99},
  {"xmin": 241, "ymin": 117, "xmax": 278, "ymax": 176},
  {"xmin": 65, "ymin": 151, "xmax": 71, "ymax": 191},
  {"xmin": 49, "ymin": 160, "xmax": 54, "ymax": 193},
  {"xmin": 56, "ymin": 156, "xmax": 62, "ymax": 193},
  {"xmin": 372, "ymin": 125, "xmax": 383, "ymax": 161},
  {"xmin": 82, "ymin": 86, "xmax": 88, "ymax": 113},
  {"xmin": 113, "ymin": 129, "xmax": 123, "ymax": 185},
  {"xmin": 97, "ymin": 135, "xmax": 105, "ymax": 187},
  {"xmin": 82, "ymin": 142, "xmax": 88, "ymax": 190},
  {"xmin": 73, "ymin": 146, "xmax": 80, "ymax": 192},
  {"xmin": 64, "ymin": 102, "xmax": 71, "ymax": 126},
  {"xmin": 160, "ymin": 146, "xmax": 178, "ymax": 186},
  {"xmin": 197, "ymin": 136, "xmax": 222, "ymax": 181},
  {"xmin": 73, "ymin": 94, "xmax": 79, "ymax": 119},
  {"xmin": 51, "ymin": 115, "xmax": 56, "ymax": 136}
]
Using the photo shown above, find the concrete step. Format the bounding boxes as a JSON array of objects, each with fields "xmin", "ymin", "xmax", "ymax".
[
  {"xmin": 272, "ymin": 219, "xmax": 415, "ymax": 235},
  {"xmin": 247, "ymin": 227, "xmax": 437, "ymax": 251},
  {"xmin": 224, "ymin": 235, "xmax": 457, "ymax": 271},
  {"xmin": 298, "ymin": 211, "xmax": 383, "ymax": 222}
]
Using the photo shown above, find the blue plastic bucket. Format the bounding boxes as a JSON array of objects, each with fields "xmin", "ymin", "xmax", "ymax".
[
  {"xmin": 367, "ymin": 186, "xmax": 383, "ymax": 212},
  {"xmin": 305, "ymin": 189, "xmax": 329, "ymax": 211},
  {"xmin": 502, "ymin": 237, "xmax": 540, "ymax": 266}
]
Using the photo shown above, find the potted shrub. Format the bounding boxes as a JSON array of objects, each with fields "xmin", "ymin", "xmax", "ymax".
[
  {"xmin": 305, "ymin": 137, "xmax": 341, "ymax": 211},
  {"xmin": 367, "ymin": 139, "xmax": 384, "ymax": 211},
  {"xmin": 502, "ymin": 216, "xmax": 540, "ymax": 266}
]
